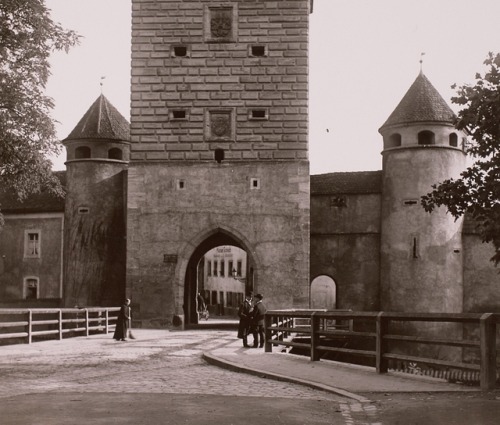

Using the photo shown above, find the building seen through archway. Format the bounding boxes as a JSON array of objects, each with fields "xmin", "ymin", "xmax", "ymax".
[{"xmin": 197, "ymin": 245, "xmax": 248, "ymax": 320}]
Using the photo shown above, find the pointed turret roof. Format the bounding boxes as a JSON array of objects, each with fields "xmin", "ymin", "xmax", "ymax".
[
  {"xmin": 379, "ymin": 72, "xmax": 456, "ymax": 131},
  {"xmin": 64, "ymin": 94, "xmax": 130, "ymax": 142}
]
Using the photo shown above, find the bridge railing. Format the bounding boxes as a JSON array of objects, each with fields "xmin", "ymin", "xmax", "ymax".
[
  {"xmin": 264, "ymin": 310, "xmax": 500, "ymax": 390},
  {"xmin": 0, "ymin": 308, "xmax": 121, "ymax": 344}
]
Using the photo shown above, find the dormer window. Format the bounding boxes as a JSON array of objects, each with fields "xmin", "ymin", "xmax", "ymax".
[
  {"xmin": 449, "ymin": 133, "xmax": 458, "ymax": 147},
  {"xmin": 75, "ymin": 146, "xmax": 91, "ymax": 159},
  {"xmin": 386, "ymin": 133, "xmax": 401, "ymax": 148},
  {"xmin": 108, "ymin": 148, "xmax": 123, "ymax": 160},
  {"xmin": 418, "ymin": 130, "xmax": 435, "ymax": 145}
]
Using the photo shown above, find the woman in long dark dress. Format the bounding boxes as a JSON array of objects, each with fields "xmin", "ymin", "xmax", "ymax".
[{"xmin": 113, "ymin": 299, "xmax": 131, "ymax": 341}]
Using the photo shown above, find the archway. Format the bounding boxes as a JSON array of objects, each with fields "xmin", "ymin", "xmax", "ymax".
[
  {"xmin": 184, "ymin": 230, "xmax": 255, "ymax": 327},
  {"xmin": 310, "ymin": 275, "xmax": 337, "ymax": 310}
]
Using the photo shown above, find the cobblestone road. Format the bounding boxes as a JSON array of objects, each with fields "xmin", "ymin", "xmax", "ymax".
[{"xmin": 0, "ymin": 329, "xmax": 381, "ymax": 424}]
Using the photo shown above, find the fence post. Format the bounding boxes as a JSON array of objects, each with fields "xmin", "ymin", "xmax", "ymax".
[
  {"xmin": 58, "ymin": 310, "xmax": 63, "ymax": 340},
  {"xmin": 264, "ymin": 313, "xmax": 273, "ymax": 352},
  {"xmin": 311, "ymin": 312, "xmax": 320, "ymax": 361},
  {"xmin": 105, "ymin": 309, "xmax": 109, "ymax": 334},
  {"xmin": 85, "ymin": 309, "xmax": 89, "ymax": 336},
  {"xmin": 376, "ymin": 312, "xmax": 388, "ymax": 373},
  {"xmin": 27, "ymin": 310, "xmax": 32, "ymax": 344},
  {"xmin": 480, "ymin": 313, "xmax": 496, "ymax": 390}
]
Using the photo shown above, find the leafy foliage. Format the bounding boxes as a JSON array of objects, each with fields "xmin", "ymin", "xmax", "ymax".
[
  {"xmin": 0, "ymin": 0, "xmax": 79, "ymax": 203},
  {"xmin": 421, "ymin": 52, "xmax": 500, "ymax": 265}
]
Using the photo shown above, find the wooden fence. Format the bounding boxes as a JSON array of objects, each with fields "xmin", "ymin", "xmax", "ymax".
[
  {"xmin": 264, "ymin": 310, "xmax": 500, "ymax": 390},
  {"xmin": 0, "ymin": 308, "xmax": 121, "ymax": 344}
]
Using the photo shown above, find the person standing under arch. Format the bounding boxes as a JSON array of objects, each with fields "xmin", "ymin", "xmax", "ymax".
[{"xmin": 251, "ymin": 293, "xmax": 267, "ymax": 348}]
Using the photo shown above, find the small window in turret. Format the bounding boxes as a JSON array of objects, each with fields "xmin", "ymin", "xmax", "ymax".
[
  {"xmin": 108, "ymin": 148, "xmax": 123, "ymax": 160},
  {"xmin": 75, "ymin": 146, "xmax": 91, "ymax": 159},
  {"xmin": 418, "ymin": 130, "xmax": 435, "ymax": 145},
  {"xmin": 386, "ymin": 133, "xmax": 401, "ymax": 148},
  {"xmin": 449, "ymin": 133, "xmax": 458, "ymax": 147}
]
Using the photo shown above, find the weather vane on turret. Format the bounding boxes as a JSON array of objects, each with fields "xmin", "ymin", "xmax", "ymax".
[
  {"xmin": 419, "ymin": 52, "xmax": 425, "ymax": 73},
  {"xmin": 100, "ymin": 76, "xmax": 106, "ymax": 94}
]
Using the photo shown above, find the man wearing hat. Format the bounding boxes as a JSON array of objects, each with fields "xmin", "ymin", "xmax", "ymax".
[{"xmin": 251, "ymin": 293, "xmax": 267, "ymax": 348}]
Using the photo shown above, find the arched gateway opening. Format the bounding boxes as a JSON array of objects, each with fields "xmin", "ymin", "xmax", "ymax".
[{"xmin": 184, "ymin": 230, "xmax": 255, "ymax": 327}]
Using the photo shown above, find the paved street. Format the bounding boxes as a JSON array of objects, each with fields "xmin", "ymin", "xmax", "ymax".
[
  {"xmin": 0, "ymin": 329, "xmax": 373, "ymax": 424},
  {"xmin": 1, "ymin": 328, "xmax": 500, "ymax": 424}
]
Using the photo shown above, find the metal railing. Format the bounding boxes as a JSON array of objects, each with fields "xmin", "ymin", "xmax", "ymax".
[
  {"xmin": 264, "ymin": 310, "xmax": 500, "ymax": 390},
  {"xmin": 0, "ymin": 308, "xmax": 121, "ymax": 344}
]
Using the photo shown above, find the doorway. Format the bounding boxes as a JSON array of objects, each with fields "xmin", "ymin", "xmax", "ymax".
[{"xmin": 310, "ymin": 275, "xmax": 337, "ymax": 310}]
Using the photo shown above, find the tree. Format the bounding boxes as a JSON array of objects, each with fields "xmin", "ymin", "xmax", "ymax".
[
  {"xmin": 421, "ymin": 52, "xmax": 500, "ymax": 265},
  {"xmin": 0, "ymin": 0, "xmax": 79, "ymax": 207}
]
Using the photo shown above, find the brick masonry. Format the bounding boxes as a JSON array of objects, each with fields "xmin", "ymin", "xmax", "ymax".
[{"xmin": 128, "ymin": 0, "xmax": 311, "ymax": 328}]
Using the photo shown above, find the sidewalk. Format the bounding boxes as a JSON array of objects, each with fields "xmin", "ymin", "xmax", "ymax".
[{"xmin": 204, "ymin": 336, "xmax": 480, "ymax": 402}]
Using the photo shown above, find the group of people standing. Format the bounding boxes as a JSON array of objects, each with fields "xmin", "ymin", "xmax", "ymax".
[{"xmin": 237, "ymin": 292, "xmax": 267, "ymax": 348}]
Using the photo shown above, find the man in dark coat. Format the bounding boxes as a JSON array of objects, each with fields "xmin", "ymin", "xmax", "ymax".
[
  {"xmin": 237, "ymin": 292, "xmax": 253, "ymax": 348},
  {"xmin": 113, "ymin": 298, "xmax": 131, "ymax": 341},
  {"xmin": 251, "ymin": 293, "xmax": 267, "ymax": 348}
]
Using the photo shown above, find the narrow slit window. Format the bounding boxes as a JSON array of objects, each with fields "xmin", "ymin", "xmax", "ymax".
[
  {"xmin": 78, "ymin": 207, "xmax": 90, "ymax": 214},
  {"xmin": 403, "ymin": 200, "xmax": 418, "ymax": 206},
  {"xmin": 215, "ymin": 148, "xmax": 224, "ymax": 163},
  {"xmin": 177, "ymin": 179, "xmax": 186, "ymax": 190},
  {"xmin": 412, "ymin": 236, "xmax": 419, "ymax": 259}
]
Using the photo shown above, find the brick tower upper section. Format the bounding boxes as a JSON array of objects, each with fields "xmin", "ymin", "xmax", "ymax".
[{"xmin": 130, "ymin": 0, "xmax": 310, "ymax": 162}]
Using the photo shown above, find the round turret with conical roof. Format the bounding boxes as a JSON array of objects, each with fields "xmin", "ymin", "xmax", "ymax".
[
  {"xmin": 379, "ymin": 72, "xmax": 467, "ymax": 316},
  {"xmin": 62, "ymin": 95, "xmax": 130, "ymax": 308}
]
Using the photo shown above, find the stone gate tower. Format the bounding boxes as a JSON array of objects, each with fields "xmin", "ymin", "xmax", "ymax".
[
  {"xmin": 129, "ymin": 0, "xmax": 311, "ymax": 327},
  {"xmin": 378, "ymin": 72, "xmax": 467, "ymax": 314}
]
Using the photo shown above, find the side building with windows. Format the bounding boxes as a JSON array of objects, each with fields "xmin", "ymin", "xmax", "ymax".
[{"xmin": 0, "ymin": 173, "xmax": 65, "ymax": 307}]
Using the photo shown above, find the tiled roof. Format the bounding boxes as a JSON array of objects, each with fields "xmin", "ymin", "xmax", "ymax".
[
  {"xmin": 0, "ymin": 172, "xmax": 66, "ymax": 214},
  {"xmin": 64, "ymin": 95, "xmax": 130, "ymax": 142},
  {"xmin": 311, "ymin": 170, "xmax": 382, "ymax": 195},
  {"xmin": 379, "ymin": 72, "xmax": 456, "ymax": 130}
]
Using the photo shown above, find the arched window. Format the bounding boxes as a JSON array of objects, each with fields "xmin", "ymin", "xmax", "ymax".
[
  {"xmin": 449, "ymin": 133, "xmax": 458, "ymax": 147},
  {"xmin": 386, "ymin": 133, "xmax": 402, "ymax": 148},
  {"xmin": 75, "ymin": 146, "xmax": 91, "ymax": 159},
  {"xmin": 310, "ymin": 275, "xmax": 336, "ymax": 310},
  {"xmin": 108, "ymin": 148, "xmax": 123, "ymax": 160},
  {"xmin": 418, "ymin": 130, "xmax": 435, "ymax": 145}
]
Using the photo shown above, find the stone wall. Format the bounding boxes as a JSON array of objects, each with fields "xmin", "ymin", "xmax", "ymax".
[{"xmin": 310, "ymin": 193, "xmax": 381, "ymax": 310}]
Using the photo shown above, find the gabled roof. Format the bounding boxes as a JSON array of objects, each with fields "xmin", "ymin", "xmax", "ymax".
[
  {"xmin": 311, "ymin": 171, "xmax": 382, "ymax": 195},
  {"xmin": 0, "ymin": 172, "xmax": 66, "ymax": 214},
  {"xmin": 379, "ymin": 72, "xmax": 456, "ymax": 131},
  {"xmin": 63, "ymin": 94, "xmax": 130, "ymax": 142}
]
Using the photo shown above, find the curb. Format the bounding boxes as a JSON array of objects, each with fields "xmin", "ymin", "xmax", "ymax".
[{"xmin": 202, "ymin": 352, "xmax": 372, "ymax": 404}]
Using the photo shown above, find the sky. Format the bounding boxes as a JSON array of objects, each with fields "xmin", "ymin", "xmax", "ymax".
[{"xmin": 45, "ymin": 0, "xmax": 500, "ymax": 174}]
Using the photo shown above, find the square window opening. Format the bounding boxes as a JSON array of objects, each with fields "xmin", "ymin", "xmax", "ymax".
[
  {"xmin": 173, "ymin": 46, "xmax": 188, "ymax": 57},
  {"xmin": 251, "ymin": 45, "xmax": 266, "ymax": 57},
  {"xmin": 249, "ymin": 109, "xmax": 268, "ymax": 120},
  {"xmin": 172, "ymin": 110, "xmax": 187, "ymax": 120},
  {"xmin": 250, "ymin": 178, "xmax": 260, "ymax": 190}
]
